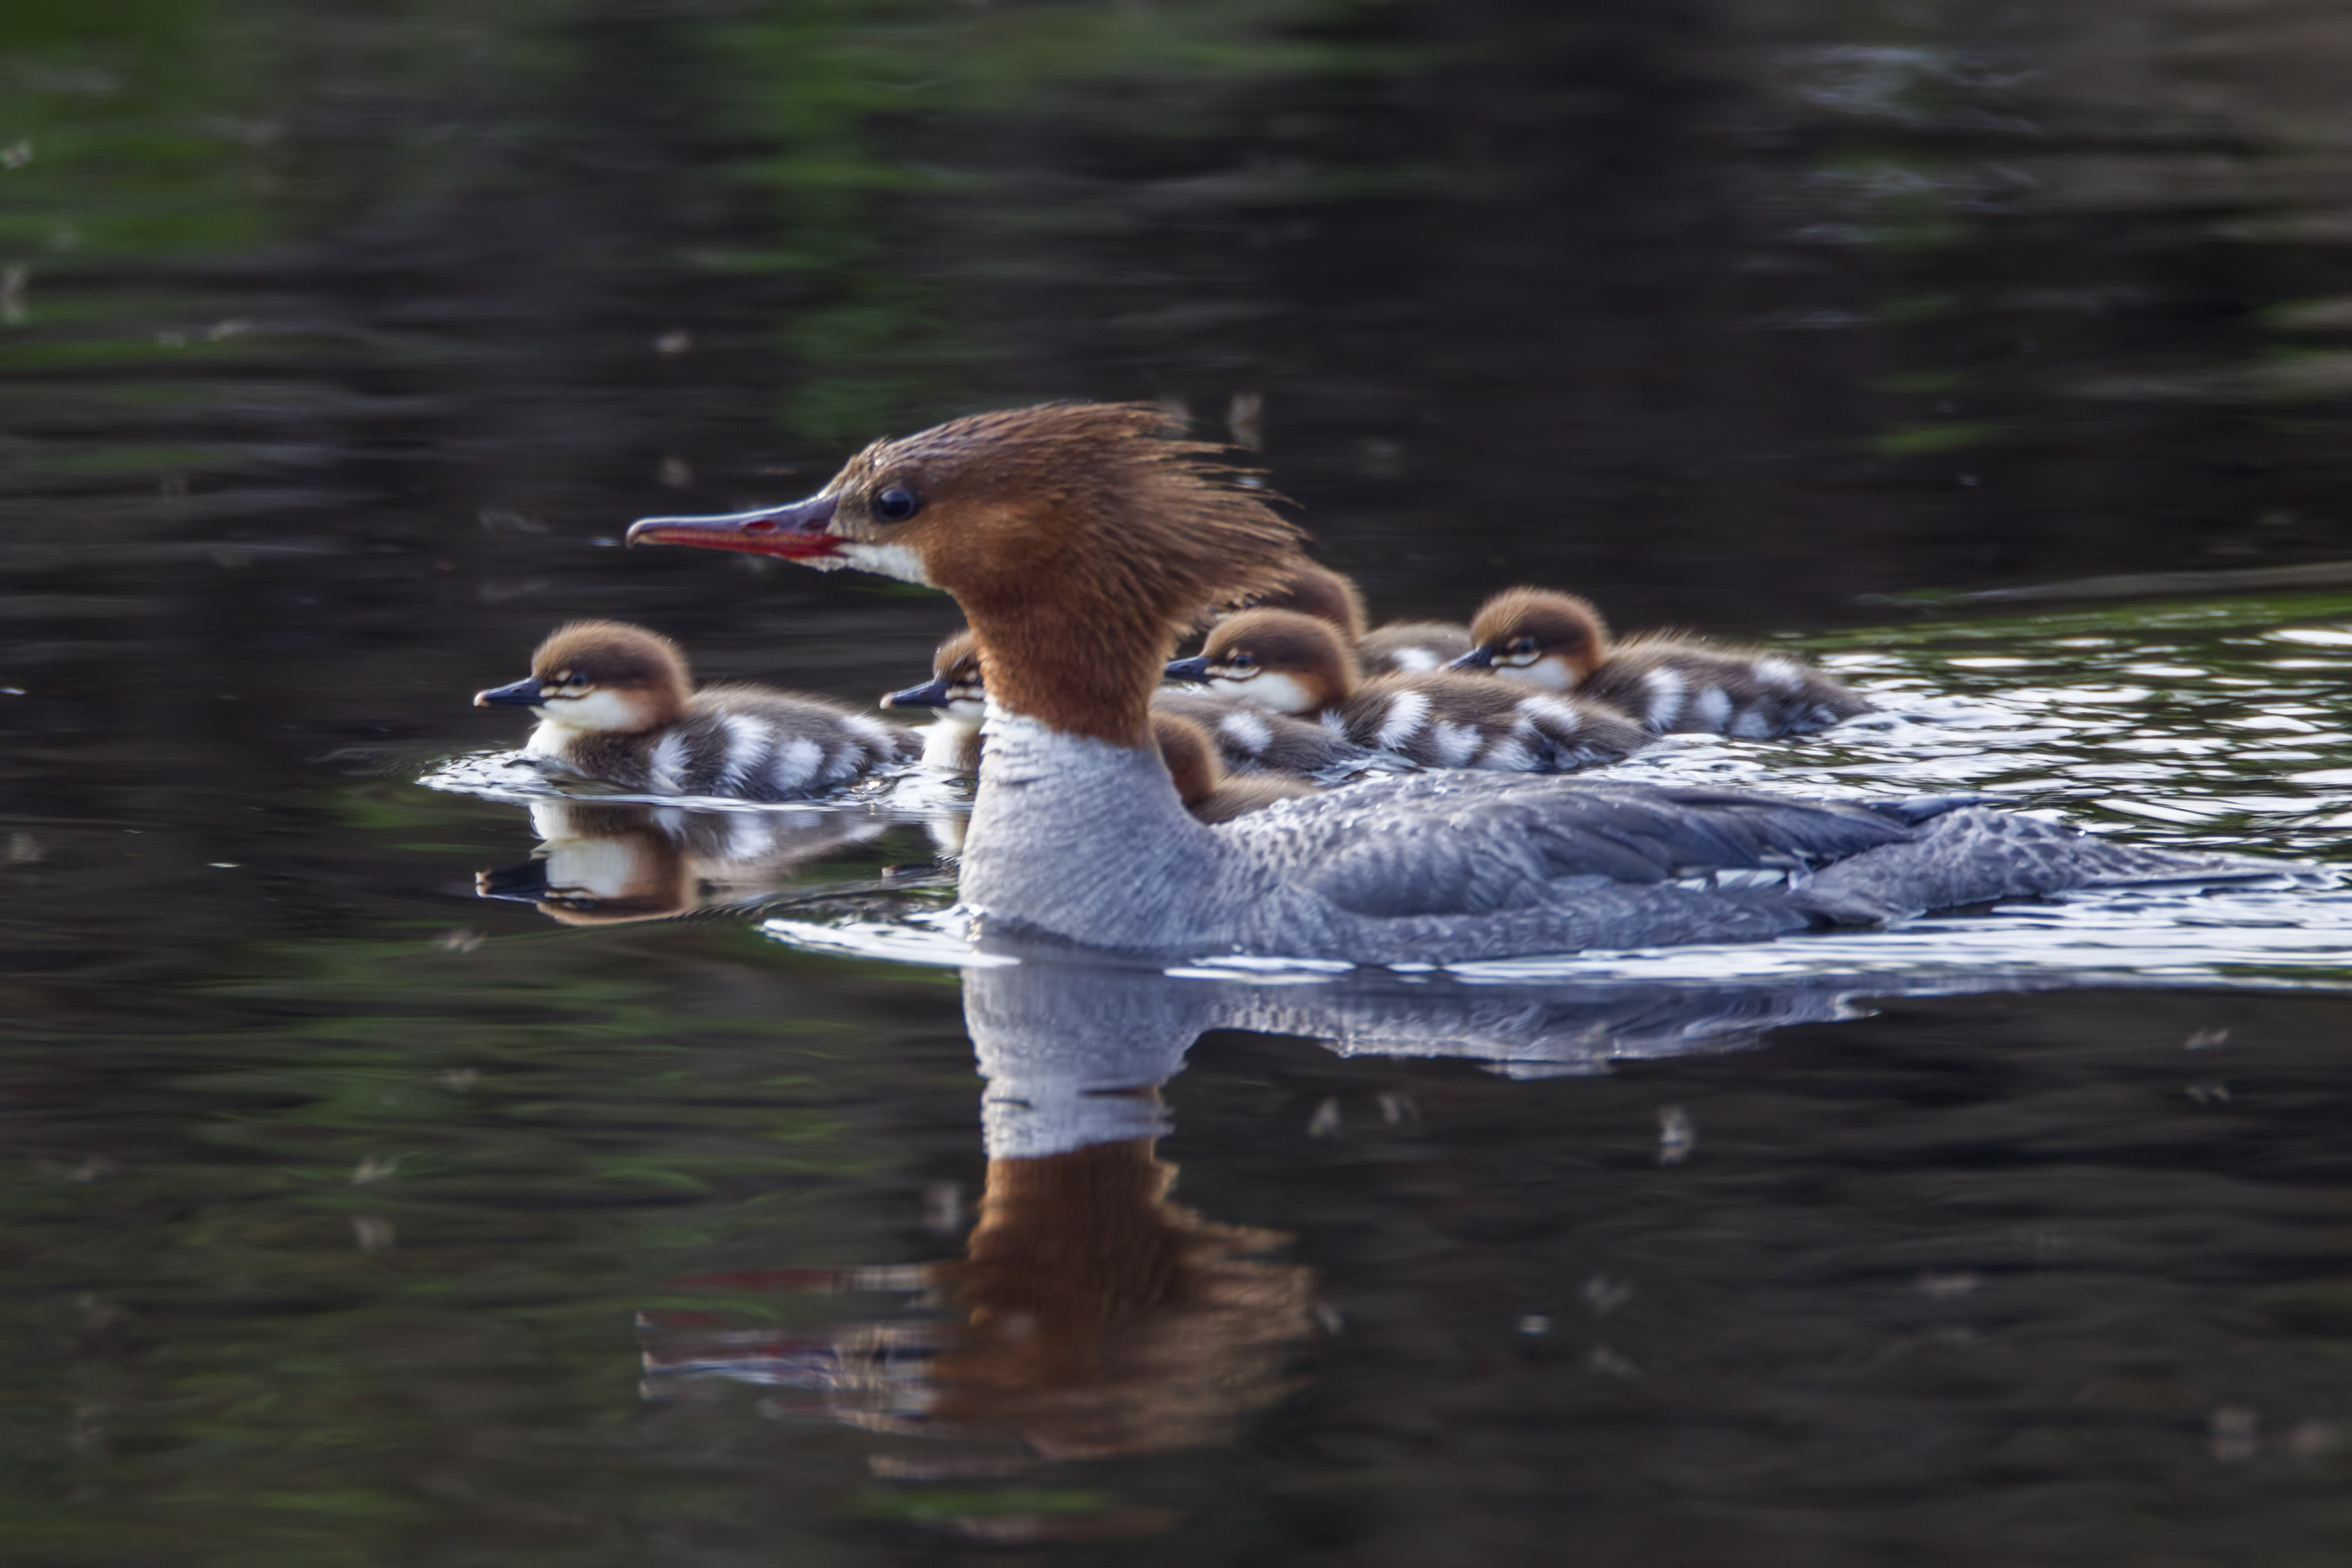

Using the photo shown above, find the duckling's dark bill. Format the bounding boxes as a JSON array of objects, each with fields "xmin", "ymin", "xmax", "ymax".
[
  {"xmin": 881, "ymin": 676, "xmax": 954, "ymax": 709},
  {"xmin": 626, "ymin": 495, "xmax": 841, "ymax": 559},
  {"xmin": 1445, "ymin": 646, "xmax": 1496, "ymax": 670},
  {"xmin": 475, "ymin": 677, "xmax": 544, "ymax": 707}
]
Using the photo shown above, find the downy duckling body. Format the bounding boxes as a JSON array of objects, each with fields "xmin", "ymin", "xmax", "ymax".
[
  {"xmin": 1450, "ymin": 588, "xmax": 1870, "ymax": 736},
  {"xmin": 629, "ymin": 402, "xmax": 2291, "ymax": 965},
  {"xmin": 887, "ymin": 629, "xmax": 1378, "ymax": 777},
  {"xmin": 1229, "ymin": 558, "xmax": 1473, "ymax": 676},
  {"xmin": 1150, "ymin": 710, "xmax": 1317, "ymax": 823},
  {"xmin": 1168, "ymin": 608, "xmax": 1651, "ymax": 771},
  {"xmin": 477, "ymin": 620, "xmax": 915, "ymax": 799}
]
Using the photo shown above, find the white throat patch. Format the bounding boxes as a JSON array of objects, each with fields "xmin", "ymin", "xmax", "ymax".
[
  {"xmin": 1493, "ymin": 656, "xmax": 1576, "ymax": 691},
  {"xmin": 835, "ymin": 540, "xmax": 932, "ymax": 586},
  {"xmin": 1211, "ymin": 671, "xmax": 1320, "ymax": 716}
]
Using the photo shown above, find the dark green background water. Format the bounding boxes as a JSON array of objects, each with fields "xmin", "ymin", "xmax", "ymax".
[{"xmin": 8, "ymin": 1, "xmax": 2352, "ymax": 1562}]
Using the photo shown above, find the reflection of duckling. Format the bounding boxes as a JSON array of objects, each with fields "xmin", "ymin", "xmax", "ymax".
[
  {"xmin": 1448, "ymin": 588, "xmax": 1870, "ymax": 736},
  {"xmin": 1169, "ymin": 608, "xmax": 1651, "ymax": 771},
  {"xmin": 477, "ymin": 620, "xmax": 916, "ymax": 798},
  {"xmin": 475, "ymin": 799, "xmax": 886, "ymax": 924},
  {"xmin": 886, "ymin": 629, "xmax": 1376, "ymax": 777},
  {"xmin": 1224, "ymin": 557, "xmax": 1472, "ymax": 676},
  {"xmin": 1149, "ymin": 711, "xmax": 1316, "ymax": 823}
]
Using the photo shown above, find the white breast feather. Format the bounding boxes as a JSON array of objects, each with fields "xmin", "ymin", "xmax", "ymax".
[
  {"xmin": 1730, "ymin": 707, "xmax": 1774, "ymax": 739},
  {"xmin": 1752, "ymin": 656, "xmax": 1804, "ymax": 693},
  {"xmin": 1427, "ymin": 719, "xmax": 1480, "ymax": 767},
  {"xmin": 715, "ymin": 713, "xmax": 767, "ymax": 791},
  {"xmin": 647, "ymin": 732, "xmax": 690, "ymax": 794},
  {"xmin": 1641, "ymin": 666, "xmax": 1687, "ymax": 729},
  {"xmin": 1387, "ymin": 647, "xmax": 1441, "ymax": 674},
  {"xmin": 1515, "ymin": 693, "xmax": 1584, "ymax": 733},
  {"xmin": 1215, "ymin": 709, "xmax": 1274, "ymax": 756},
  {"xmin": 1374, "ymin": 690, "xmax": 1431, "ymax": 749},
  {"xmin": 771, "ymin": 735, "xmax": 825, "ymax": 794},
  {"xmin": 1691, "ymin": 686, "xmax": 1733, "ymax": 731}
]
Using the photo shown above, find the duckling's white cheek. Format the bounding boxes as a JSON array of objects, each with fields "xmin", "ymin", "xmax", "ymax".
[
  {"xmin": 1493, "ymin": 656, "xmax": 1575, "ymax": 691},
  {"xmin": 1213, "ymin": 673, "xmax": 1316, "ymax": 715},
  {"xmin": 837, "ymin": 540, "xmax": 932, "ymax": 586},
  {"xmin": 538, "ymin": 688, "xmax": 652, "ymax": 734},
  {"xmin": 946, "ymin": 697, "xmax": 988, "ymax": 725}
]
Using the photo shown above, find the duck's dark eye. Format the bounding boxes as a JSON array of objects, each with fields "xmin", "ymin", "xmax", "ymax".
[
  {"xmin": 1507, "ymin": 637, "xmax": 1537, "ymax": 657},
  {"xmin": 1229, "ymin": 652, "xmax": 1256, "ymax": 671},
  {"xmin": 873, "ymin": 487, "xmax": 922, "ymax": 523}
]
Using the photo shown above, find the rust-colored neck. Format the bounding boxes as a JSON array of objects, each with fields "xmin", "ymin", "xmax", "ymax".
[{"xmin": 963, "ymin": 598, "xmax": 1175, "ymax": 747}]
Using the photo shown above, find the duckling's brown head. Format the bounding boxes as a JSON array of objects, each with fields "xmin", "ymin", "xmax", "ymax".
[
  {"xmin": 1219, "ymin": 558, "xmax": 1367, "ymax": 643},
  {"xmin": 475, "ymin": 620, "xmax": 690, "ymax": 733},
  {"xmin": 880, "ymin": 628, "xmax": 987, "ymax": 723},
  {"xmin": 1147, "ymin": 711, "xmax": 1223, "ymax": 809},
  {"xmin": 1165, "ymin": 608, "xmax": 1354, "ymax": 717},
  {"xmin": 1452, "ymin": 588, "xmax": 1612, "ymax": 691},
  {"xmin": 630, "ymin": 403, "xmax": 1303, "ymax": 745}
]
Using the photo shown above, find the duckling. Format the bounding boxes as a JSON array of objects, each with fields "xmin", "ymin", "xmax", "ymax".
[
  {"xmin": 1447, "ymin": 588, "xmax": 1871, "ymax": 737},
  {"xmin": 476, "ymin": 620, "xmax": 916, "ymax": 799},
  {"xmin": 1166, "ymin": 608, "xmax": 1651, "ymax": 771},
  {"xmin": 881, "ymin": 630, "xmax": 987, "ymax": 773},
  {"xmin": 1151, "ymin": 710, "xmax": 1317, "ymax": 823},
  {"xmin": 886, "ymin": 629, "xmax": 1379, "ymax": 777},
  {"xmin": 1224, "ymin": 557, "xmax": 1473, "ymax": 676}
]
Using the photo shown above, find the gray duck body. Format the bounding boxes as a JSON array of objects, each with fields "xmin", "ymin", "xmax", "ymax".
[{"xmin": 959, "ymin": 710, "xmax": 2291, "ymax": 965}]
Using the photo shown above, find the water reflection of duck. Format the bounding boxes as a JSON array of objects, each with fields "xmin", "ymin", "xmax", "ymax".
[
  {"xmin": 638, "ymin": 950, "xmax": 2016, "ymax": 1507},
  {"xmin": 475, "ymin": 799, "xmax": 886, "ymax": 924},
  {"xmin": 1447, "ymin": 587, "xmax": 1871, "ymax": 737},
  {"xmin": 1166, "ymin": 606, "xmax": 1652, "ymax": 771},
  {"xmin": 629, "ymin": 402, "xmax": 2294, "ymax": 962},
  {"xmin": 475, "ymin": 620, "xmax": 916, "ymax": 799},
  {"xmin": 1222, "ymin": 556, "xmax": 1475, "ymax": 676},
  {"xmin": 885, "ymin": 628, "xmax": 1376, "ymax": 777}
]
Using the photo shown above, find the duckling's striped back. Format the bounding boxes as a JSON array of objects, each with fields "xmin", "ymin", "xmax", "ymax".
[
  {"xmin": 556, "ymin": 688, "xmax": 915, "ymax": 801},
  {"xmin": 1579, "ymin": 640, "xmax": 1869, "ymax": 737},
  {"xmin": 1329, "ymin": 674, "xmax": 1650, "ymax": 773}
]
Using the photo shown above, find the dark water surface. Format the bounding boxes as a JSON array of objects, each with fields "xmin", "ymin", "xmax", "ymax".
[{"xmin": 7, "ymin": 2, "xmax": 2352, "ymax": 1562}]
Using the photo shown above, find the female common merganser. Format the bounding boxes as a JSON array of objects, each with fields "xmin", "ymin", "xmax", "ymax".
[
  {"xmin": 1448, "ymin": 588, "xmax": 1869, "ymax": 736},
  {"xmin": 1165, "ymin": 607, "xmax": 1651, "ymax": 771},
  {"xmin": 628, "ymin": 402, "xmax": 2288, "ymax": 964},
  {"xmin": 1150, "ymin": 710, "xmax": 1317, "ymax": 823},
  {"xmin": 1226, "ymin": 556, "xmax": 1473, "ymax": 676},
  {"xmin": 886, "ymin": 629, "xmax": 1377, "ymax": 777},
  {"xmin": 475, "ymin": 620, "xmax": 915, "ymax": 799}
]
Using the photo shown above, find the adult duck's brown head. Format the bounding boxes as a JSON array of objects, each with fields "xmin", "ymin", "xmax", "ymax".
[{"xmin": 630, "ymin": 403, "xmax": 1302, "ymax": 744}]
